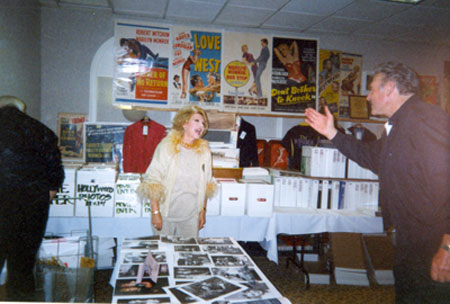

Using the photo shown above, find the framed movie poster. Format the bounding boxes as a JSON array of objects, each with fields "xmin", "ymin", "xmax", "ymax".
[
  {"xmin": 57, "ymin": 112, "xmax": 87, "ymax": 162},
  {"xmin": 349, "ymin": 95, "xmax": 369, "ymax": 119}
]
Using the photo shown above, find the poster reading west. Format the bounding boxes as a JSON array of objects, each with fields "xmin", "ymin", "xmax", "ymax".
[
  {"xmin": 271, "ymin": 37, "xmax": 317, "ymax": 114},
  {"xmin": 113, "ymin": 20, "xmax": 170, "ymax": 107},
  {"xmin": 222, "ymin": 32, "xmax": 271, "ymax": 113},
  {"xmin": 169, "ymin": 26, "xmax": 222, "ymax": 110}
]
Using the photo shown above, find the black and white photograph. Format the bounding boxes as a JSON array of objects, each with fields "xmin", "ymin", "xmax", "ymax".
[
  {"xmin": 161, "ymin": 236, "xmax": 197, "ymax": 244},
  {"xmin": 212, "ymin": 267, "xmax": 262, "ymax": 283},
  {"xmin": 114, "ymin": 277, "xmax": 169, "ymax": 296},
  {"xmin": 158, "ymin": 264, "xmax": 170, "ymax": 277},
  {"xmin": 117, "ymin": 296, "xmax": 172, "ymax": 303},
  {"xmin": 202, "ymin": 245, "xmax": 243, "ymax": 255},
  {"xmin": 174, "ymin": 267, "xmax": 211, "ymax": 279},
  {"xmin": 176, "ymin": 252, "xmax": 212, "ymax": 266},
  {"xmin": 224, "ymin": 282, "xmax": 271, "ymax": 301},
  {"xmin": 198, "ymin": 237, "xmax": 233, "ymax": 245},
  {"xmin": 122, "ymin": 250, "xmax": 150, "ymax": 264},
  {"xmin": 167, "ymin": 287, "xmax": 198, "ymax": 303},
  {"xmin": 181, "ymin": 276, "xmax": 243, "ymax": 301},
  {"xmin": 150, "ymin": 251, "xmax": 167, "ymax": 263},
  {"xmin": 118, "ymin": 264, "xmax": 141, "ymax": 278},
  {"xmin": 174, "ymin": 245, "xmax": 201, "ymax": 252},
  {"xmin": 122, "ymin": 240, "xmax": 159, "ymax": 250},
  {"xmin": 212, "ymin": 255, "xmax": 253, "ymax": 267}
]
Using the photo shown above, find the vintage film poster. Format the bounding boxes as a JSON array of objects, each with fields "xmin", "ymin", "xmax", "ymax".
[
  {"xmin": 418, "ymin": 75, "xmax": 439, "ymax": 105},
  {"xmin": 271, "ymin": 36, "xmax": 317, "ymax": 114},
  {"xmin": 318, "ymin": 49, "xmax": 342, "ymax": 116},
  {"xmin": 222, "ymin": 32, "xmax": 271, "ymax": 113},
  {"xmin": 57, "ymin": 112, "xmax": 87, "ymax": 162},
  {"xmin": 338, "ymin": 52, "xmax": 363, "ymax": 118},
  {"xmin": 113, "ymin": 19, "xmax": 170, "ymax": 107},
  {"xmin": 444, "ymin": 61, "xmax": 450, "ymax": 114},
  {"xmin": 169, "ymin": 26, "xmax": 222, "ymax": 110},
  {"xmin": 84, "ymin": 123, "xmax": 129, "ymax": 170}
]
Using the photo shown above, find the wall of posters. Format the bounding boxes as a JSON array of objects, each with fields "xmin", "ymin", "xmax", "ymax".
[
  {"xmin": 113, "ymin": 20, "xmax": 171, "ymax": 107},
  {"xmin": 222, "ymin": 32, "xmax": 271, "ymax": 113},
  {"xmin": 57, "ymin": 112, "xmax": 87, "ymax": 161},
  {"xmin": 169, "ymin": 26, "xmax": 222, "ymax": 110},
  {"xmin": 318, "ymin": 49, "xmax": 342, "ymax": 116},
  {"xmin": 338, "ymin": 53, "xmax": 363, "ymax": 118},
  {"xmin": 271, "ymin": 37, "xmax": 317, "ymax": 114},
  {"xmin": 85, "ymin": 123, "xmax": 129, "ymax": 168}
]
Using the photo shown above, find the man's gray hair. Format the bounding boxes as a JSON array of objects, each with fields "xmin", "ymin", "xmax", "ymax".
[{"xmin": 373, "ymin": 62, "xmax": 419, "ymax": 95}]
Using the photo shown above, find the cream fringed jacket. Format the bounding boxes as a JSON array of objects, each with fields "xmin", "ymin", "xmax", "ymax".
[{"xmin": 137, "ymin": 130, "xmax": 217, "ymax": 217}]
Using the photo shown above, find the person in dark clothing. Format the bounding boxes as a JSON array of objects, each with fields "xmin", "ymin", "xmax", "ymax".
[
  {"xmin": 0, "ymin": 96, "xmax": 65, "ymax": 301},
  {"xmin": 305, "ymin": 62, "xmax": 450, "ymax": 303}
]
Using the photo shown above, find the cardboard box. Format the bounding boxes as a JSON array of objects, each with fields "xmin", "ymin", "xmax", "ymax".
[
  {"xmin": 246, "ymin": 183, "xmax": 274, "ymax": 217},
  {"xmin": 50, "ymin": 167, "xmax": 77, "ymax": 217},
  {"xmin": 75, "ymin": 168, "xmax": 116, "ymax": 217},
  {"xmin": 220, "ymin": 180, "xmax": 246, "ymax": 216},
  {"xmin": 114, "ymin": 173, "xmax": 141, "ymax": 218}
]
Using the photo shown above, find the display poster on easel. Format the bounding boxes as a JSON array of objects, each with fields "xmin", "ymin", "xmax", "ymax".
[{"xmin": 222, "ymin": 31, "xmax": 271, "ymax": 114}]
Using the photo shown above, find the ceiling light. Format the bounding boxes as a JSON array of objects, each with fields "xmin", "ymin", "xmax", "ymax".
[{"xmin": 379, "ymin": 0, "xmax": 424, "ymax": 4}]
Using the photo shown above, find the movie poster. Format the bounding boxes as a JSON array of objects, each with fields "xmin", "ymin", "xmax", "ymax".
[
  {"xmin": 57, "ymin": 112, "xmax": 87, "ymax": 161},
  {"xmin": 318, "ymin": 49, "xmax": 342, "ymax": 116},
  {"xmin": 169, "ymin": 26, "xmax": 222, "ymax": 110},
  {"xmin": 221, "ymin": 32, "xmax": 271, "ymax": 113},
  {"xmin": 418, "ymin": 75, "xmax": 439, "ymax": 105},
  {"xmin": 271, "ymin": 37, "xmax": 317, "ymax": 114},
  {"xmin": 85, "ymin": 123, "xmax": 129, "ymax": 171},
  {"xmin": 338, "ymin": 53, "xmax": 363, "ymax": 118},
  {"xmin": 113, "ymin": 19, "xmax": 171, "ymax": 107}
]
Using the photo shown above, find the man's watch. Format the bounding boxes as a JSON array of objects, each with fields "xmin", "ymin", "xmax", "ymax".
[{"xmin": 441, "ymin": 244, "xmax": 450, "ymax": 254}]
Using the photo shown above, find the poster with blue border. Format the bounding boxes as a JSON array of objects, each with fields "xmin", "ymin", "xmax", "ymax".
[{"xmin": 113, "ymin": 19, "xmax": 171, "ymax": 108}]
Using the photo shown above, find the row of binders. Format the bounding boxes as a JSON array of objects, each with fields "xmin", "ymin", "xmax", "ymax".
[
  {"xmin": 301, "ymin": 146, "xmax": 378, "ymax": 180},
  {"xmin": 273, "ymin": 176, "xmax": 379, "ymax": 211}
]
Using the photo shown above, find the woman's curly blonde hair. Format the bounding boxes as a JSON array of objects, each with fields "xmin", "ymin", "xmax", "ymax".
[{"xmin": 172, "ymin": 105, "xmax": 209, "ymax": 136}]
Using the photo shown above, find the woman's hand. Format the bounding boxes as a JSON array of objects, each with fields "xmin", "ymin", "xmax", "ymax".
[
  {"xmin": 151, "ymin": 213, "xmax": 163, "ymax": 231},
  {"xmin": 198, "ymin": 209, "xmax": 206, "ymax": 230}
]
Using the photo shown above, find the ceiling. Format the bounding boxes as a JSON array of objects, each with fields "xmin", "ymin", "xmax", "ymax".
[{"xmin": 38, "ymin": 0, "xmax": 450, "ymax": 47}]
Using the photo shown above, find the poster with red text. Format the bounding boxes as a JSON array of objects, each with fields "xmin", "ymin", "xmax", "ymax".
[
  {"xmin": 338, "ymin": 52, "xmax": 363, "ymax": 118},
  {"xmin": 271, "ymin": 36, "xmax": 317, "ymax": 114},
  {"xmin": 169, "ymin": 26, "xmax": 222, "ymax": 110},
  {"xmin": 113, "ymin": 19, "xmax": 170, "ymax": 108},
  {"xmin": 221, "ymin": 31, "xmax": 271, "ymax": 113}
]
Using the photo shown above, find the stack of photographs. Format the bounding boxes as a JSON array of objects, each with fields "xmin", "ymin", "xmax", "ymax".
[{"xmin": 112, "ymin": 236, "xmax": 291, "ymax": 304}]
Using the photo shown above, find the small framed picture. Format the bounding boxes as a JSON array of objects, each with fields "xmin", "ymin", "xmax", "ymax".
[
  {"xmin": 349, "ymin": 95, "xmax": 370, "ymax": 119},
  {"xmin": 361, "ymin": 71, "xmax": 374, "ymax": 95}
]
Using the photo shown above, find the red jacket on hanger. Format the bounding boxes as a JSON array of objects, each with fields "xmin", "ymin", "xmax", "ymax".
[{"xmin": 123, "ymin": 119, "xmax": 166, "ymax": 173}]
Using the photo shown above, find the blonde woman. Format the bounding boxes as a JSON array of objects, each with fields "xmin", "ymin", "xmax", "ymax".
[{"xmin": 138, "ymin": 106, "xmax": 216, "ymax": 238}]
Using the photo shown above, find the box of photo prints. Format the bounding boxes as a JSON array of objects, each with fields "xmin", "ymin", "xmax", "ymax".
[{"xmin": 112, "ymin": 236, "xmax": 292, "ymax": 303}]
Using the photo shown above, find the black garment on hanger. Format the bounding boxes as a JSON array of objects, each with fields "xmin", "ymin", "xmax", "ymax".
[
  {"xmin": 281, "ymin": 125, "xmax": 325, "ymax": 170},
  {"xmin": 237, "ymin": 118, "xmax": 259, "ymax": 167}
]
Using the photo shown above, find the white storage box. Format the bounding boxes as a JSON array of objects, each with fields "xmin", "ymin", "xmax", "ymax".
[
  {"xmin": 50, "ymin": 167, "xmax": 77, "ymax": 217},
  {"xmin": 246, "ymin": 183, "xmax": 274, "ymax": 217},
  {"xmin": 206, "ymin": 182, "xmax": 221, "ymax": 216},
  {"xmin": 220, "ymin": 180, "xmax": 246, "ymax": 216},
  {"xmin": 75, "ymin": 168, "xmax": 116, "ymax": 217},
  {"xmin": 114, "ymin": 173, "xmax": 142, "ymax": 218}
]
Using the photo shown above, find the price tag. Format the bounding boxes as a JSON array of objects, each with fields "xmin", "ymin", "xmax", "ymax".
[{"xmin": 143, "ymin": 125, "xmax": 148, "ymax": 135}]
